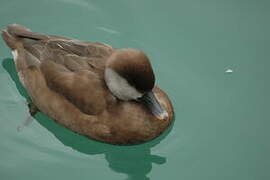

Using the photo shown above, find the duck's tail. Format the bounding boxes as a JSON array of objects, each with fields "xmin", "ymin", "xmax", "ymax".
[
  {"xmin": 1, "ymin": 24, "xmax": 52, "ymax": 50},
  {"xmin": 5, "ymin": 24, "xmax": 32, "ymax": 37},
  {"xmin": 1, "ymin": 30, "xmax": 21, "ymax": 50},
  {"xmin": 2, "ymin": 24, "xmax": 31, "ymax": 49}
]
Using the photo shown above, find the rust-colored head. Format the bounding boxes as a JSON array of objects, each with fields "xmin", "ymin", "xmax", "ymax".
[
  {"xmin": 105, "ymin": 48, "xmax": 155, "ymax": 100},
  {"xmin": 104, "ymin": 48, "xmax": 168, "ymax": 120},
  {"xmin": 106, "ymin": 48, "xmax": 155, "ymax": 92}
]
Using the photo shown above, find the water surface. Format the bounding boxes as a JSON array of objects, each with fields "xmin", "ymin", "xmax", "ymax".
[{"xmin": 0, "ymin": 0, "xmax": 269, "ymax": 179}]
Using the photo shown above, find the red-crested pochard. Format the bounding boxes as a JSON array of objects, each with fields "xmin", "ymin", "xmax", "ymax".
[{"xmin": 2, "ymin": 24, "xmax": 174, "ymax": 145}]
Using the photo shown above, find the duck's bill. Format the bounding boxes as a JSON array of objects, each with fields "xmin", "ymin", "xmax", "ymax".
[{"xmin": 139, "ymin": 91, "xmax": 168, "ymax": 120}]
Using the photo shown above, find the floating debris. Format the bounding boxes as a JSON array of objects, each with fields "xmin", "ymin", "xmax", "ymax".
[{"xmin": 225, "ymin": 69, "xmax": 233, "ymax": 73}]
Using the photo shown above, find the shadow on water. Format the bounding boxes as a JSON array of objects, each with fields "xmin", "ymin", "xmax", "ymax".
[
  {"xmin": 2, "ymin": 58, "xmax": 31, "ymax": 102},
  {"xmin": 2, "ymin": 58, "xmax": 174, "ymax": 180}
]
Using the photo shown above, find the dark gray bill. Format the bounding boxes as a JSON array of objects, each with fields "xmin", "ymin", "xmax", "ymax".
[{"xmin": 138, "ymin": 91, "xmax": 168, "ymax": 120}]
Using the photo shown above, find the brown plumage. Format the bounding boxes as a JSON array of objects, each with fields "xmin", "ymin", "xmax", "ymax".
[
  {"xmin": 2, "ymin": 24, "xmax": 174, "ymax": 145},
  {"xmin": 107, "ymin": 49, "xmax": 155, "ymax": 93}
]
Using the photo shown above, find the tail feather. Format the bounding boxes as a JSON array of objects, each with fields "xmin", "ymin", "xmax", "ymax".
[
  {"xmin": 6, "ymin": 24, "xmax": 49, "ymax": 40},
  {"xmin": 1, "ymin": 30, "xmax": 22, "ymax": 50},
  {"xmin": 6, "ymin": 24, "xmax": 32, "ymax": 36},
  {"xmin": 2, "ymin": 24, "xmax": 33, "ymax": 50},
  {"xmin": 2, "ymin": 24, "xmax": 50, "ymax": 50}
]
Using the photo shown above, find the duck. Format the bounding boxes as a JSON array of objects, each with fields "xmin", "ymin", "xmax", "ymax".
[{"xmin": 1, "ymin": 24, "xmax": 174, "ymax": 145}]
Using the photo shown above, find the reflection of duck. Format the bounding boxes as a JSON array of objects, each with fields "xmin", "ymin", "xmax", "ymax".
[
  {"xmin": 36, "ymin": 111, "xmax": 171, "ymax": 180},
  {"xmin": 2, "ymin": 24, "xmax": 174, "ymax": 145},
  {"xmin": 37, "ymin": 109, "xmax": 172, "ymax": 180},
  {"xmin": 105, "ymin": 148, "xmax": 165, "ymax": 180}
]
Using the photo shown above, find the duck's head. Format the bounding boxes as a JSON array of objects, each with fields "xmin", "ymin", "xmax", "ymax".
[{"xmin": 105, "ymin": 48, "xmax": 168, "ymax": 120}]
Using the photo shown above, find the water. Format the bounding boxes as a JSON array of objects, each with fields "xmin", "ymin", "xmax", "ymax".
[{"xmin": 1, "ymin": 0, "xmax": 270, "ymax": 179}]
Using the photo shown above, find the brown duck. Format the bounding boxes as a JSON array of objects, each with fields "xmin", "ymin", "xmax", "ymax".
[{"xmin": 2, "ymin": 24, "xmax": 174, "ymax": 145}]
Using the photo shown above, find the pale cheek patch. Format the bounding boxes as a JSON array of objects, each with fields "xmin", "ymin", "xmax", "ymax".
[{"xmin": 105, "ymin": 68, "xmax": 142, "ymax": 101}]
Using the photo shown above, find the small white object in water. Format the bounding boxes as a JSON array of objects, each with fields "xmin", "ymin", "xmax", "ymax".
[{"xmin": 225, "ymin": 69, "xmax": 233, "ymax": 73}]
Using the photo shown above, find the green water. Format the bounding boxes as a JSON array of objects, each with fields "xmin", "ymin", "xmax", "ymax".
[{"xmin": 0, "ymin": 0, "xmax": 269, "ymax": 179}]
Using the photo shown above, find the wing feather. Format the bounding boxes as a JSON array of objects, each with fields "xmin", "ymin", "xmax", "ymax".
[{"xmin": 40, "ymin": 60, "xmax": 107, "ymax": 115}]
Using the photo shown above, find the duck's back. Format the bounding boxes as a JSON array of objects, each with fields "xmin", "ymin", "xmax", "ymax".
[
  {"xmin": 3, "ymin": 24, "xmax": 115, "ymax": 115},
  {"xmin": 7, "ymin": 24, "xmax": 113, "ymax": 71}
]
